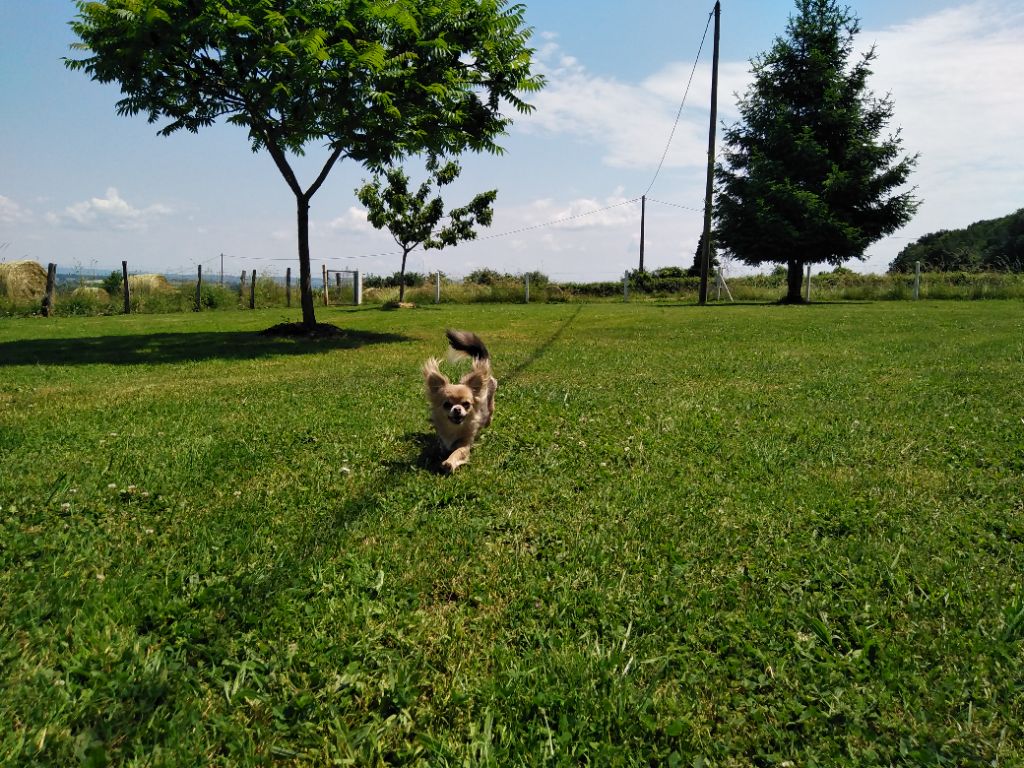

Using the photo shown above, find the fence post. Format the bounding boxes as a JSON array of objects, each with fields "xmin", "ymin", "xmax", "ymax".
[
  {"xmin": 524, "ymin": 273, "xmax": 530, "ymax": 303},
  {"xmin": 353, "ymin": 270, "xmax": 362, "ymax": 306},
  {"xmin": 249, "ymin": 269, "xmax": 256, "ymax": 309},
  {"xmin": 805, "ymin": 263, "xmax": 812, "ymax": 303},
  {"xmin": 122, "ymin": 260, "xmax": 131, "ymax": 314},
  {"xmin": 239, "ymin": 271, "xmax": 246, "ymax": 304},
  {"xmin": 41, "ymin": 262, "xmax": 57, "ymax": 317},
  {"xmin": 914, "ymin": 260, "xmax": 921, "ymax": 300},
  {"xmin": 195, "ymin": 264, "xmax": 202, "ymax": 311},
  {"xmin": 623, "ymin": 271, "xmax": 629, "ymax": 302},
  {"xmin": 286, "ymin": 267, "xmax": 291, "ymax": 307},
  {"xmin": 435, "ymin": 271, "xmax": 441, "ymax": 304},
  {"xmin": 322, "ymin": 264, "xmax": 329, "ymax": 306}
]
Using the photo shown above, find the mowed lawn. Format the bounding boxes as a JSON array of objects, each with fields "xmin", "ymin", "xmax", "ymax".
[{"xmin": 1, "ymin": 300, "xmax": 1022, "ymax": 767}]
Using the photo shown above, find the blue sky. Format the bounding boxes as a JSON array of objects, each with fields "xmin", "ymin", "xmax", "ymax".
[{"xmin": 2, "ymin": 0, "xmax": 1023, "ymax": 282}]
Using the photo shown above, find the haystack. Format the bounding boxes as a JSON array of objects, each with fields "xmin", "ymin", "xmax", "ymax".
[
  {"xmin": 128, "ymin": 273, "xmax": 174, "ymax": 293},
  {"xmin": 0, "ymin": 260, "xmax": 47, "ymax": 302},
  {"xmin": 71, "ymin": 285, "xmax": 110, "ymax": 302}
]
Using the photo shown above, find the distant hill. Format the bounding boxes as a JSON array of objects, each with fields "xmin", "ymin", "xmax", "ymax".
[{"xmin": 888, "ymin": 208, "xmax": 1024, "ymax": 273}]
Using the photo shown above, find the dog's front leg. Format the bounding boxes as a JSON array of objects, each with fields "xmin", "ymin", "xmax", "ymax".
[{"xmin": 441, "ymin": 445, "xmax": 471, "ymax": 474}]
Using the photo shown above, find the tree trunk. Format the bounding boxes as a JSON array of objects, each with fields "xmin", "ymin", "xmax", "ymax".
[
  {"xmin": 399, "ymin": 250, "xmax": 409, "ymax": 303},
  {"xmin": 785, "ymin": 259, "xmax": 804, "ymax": 303},
  {"xmin": 297, "ymin": 195, "xmax": 317, "ymax": 329}
]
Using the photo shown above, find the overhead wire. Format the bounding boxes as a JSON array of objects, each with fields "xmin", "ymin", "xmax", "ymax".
[{"xmin": 641, "ymin": 6, "xmax": 714, "ymax": 198}]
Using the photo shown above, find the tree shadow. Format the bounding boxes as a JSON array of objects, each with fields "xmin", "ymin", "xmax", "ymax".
[
  {"xmin": 505, "ymin": 304, "xmax": 584, "ymax": 381},
  {"xmin": 0, "ymin": 328, "xmax": 412, "ymax": 367}
]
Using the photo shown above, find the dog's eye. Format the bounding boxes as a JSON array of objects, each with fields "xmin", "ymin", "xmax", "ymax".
[
  {"xmin": 442, "ymin": 401, "xmax": 452, "ymax": 410},
  {"xmin": 462, "ymin": 401, "xmax": 471, "ymax": 409}
]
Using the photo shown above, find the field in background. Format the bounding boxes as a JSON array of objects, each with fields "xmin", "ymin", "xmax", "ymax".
[
  {"xmin": 4, "ymin": 268, "xmax": 1024, "ymax": 316},
  {"xmin": 1, "ymin": 301, "xmax": 1022, "ymax": 766}
]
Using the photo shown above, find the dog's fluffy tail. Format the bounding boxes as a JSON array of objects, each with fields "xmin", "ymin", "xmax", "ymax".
[{"xmin": 446, "ymin": 329, "xmax": 490, "ymax": 361}]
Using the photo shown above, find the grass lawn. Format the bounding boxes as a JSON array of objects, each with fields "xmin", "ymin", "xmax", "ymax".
[{"xmin": 1, "ymin": 300, "xmax": 1022, "ymax": 766}]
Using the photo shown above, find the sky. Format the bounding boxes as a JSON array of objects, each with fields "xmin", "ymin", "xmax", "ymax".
[{"xmin": 2, "ymin": 0, "xmax": 1023, "ymax": 283}]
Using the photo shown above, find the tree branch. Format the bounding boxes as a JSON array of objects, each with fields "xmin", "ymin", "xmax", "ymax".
[{"xmin": 305, "ymin": 145, "xmax": 346, "ymax": 200}]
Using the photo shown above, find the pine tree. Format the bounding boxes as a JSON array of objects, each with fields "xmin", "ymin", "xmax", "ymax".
[{"xmin": 715, "ymin": 0, "xmax": 918, "ymax": 302}]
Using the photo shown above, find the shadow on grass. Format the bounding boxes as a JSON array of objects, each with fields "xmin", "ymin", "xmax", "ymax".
[
  {"xmin": 506, "ymin": 304, "xmax": 585, "ymax": 381},
  {"xmin": 381, "ymin": 431, "xmax": 447, "ymax": 475},
  {"xmin": 651, "ymin": 299, "xmax": 874, "ymax": 309},
  {"xmin": 0, "ymin": 328, "xmax": 412, "ymax": 366}
]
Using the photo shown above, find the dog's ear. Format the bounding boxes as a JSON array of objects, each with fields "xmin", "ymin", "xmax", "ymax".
[
  {"xmin": 461, "ymin": 369, "xmax": 486, "ymax": 397},
  {"xmin": 423, "ymin": 358, "xmax": 449, "ymax": 396}
]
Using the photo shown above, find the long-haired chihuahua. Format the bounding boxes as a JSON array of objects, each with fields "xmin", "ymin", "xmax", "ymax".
[{"xmin": 422, "ymin": 330, "xmax": 497, "ymax": 473}]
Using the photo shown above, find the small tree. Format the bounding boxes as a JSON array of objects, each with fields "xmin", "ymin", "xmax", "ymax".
[
  {"xmin": 357, "ymin": 157, "xmax": 496, "ymax": 302},
  {"xmin": 687, "ymin": 231, "xmax": 718, "ymax": 278},
  {"xmin": 67, "ymin": 0, "xmax": 542, "ymax": 329},
  {"xmin": 715, "ymin": 0, "xmax": 918, "ymax": 302}
]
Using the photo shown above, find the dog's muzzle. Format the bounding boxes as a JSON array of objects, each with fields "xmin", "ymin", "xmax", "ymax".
[{"xmin": 448, "ymin": 407, "xmax": 466, "ymax": 424}]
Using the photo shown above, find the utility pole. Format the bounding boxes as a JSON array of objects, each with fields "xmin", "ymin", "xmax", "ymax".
[
  {"xmin": 698, "ymin": 1, "xmax": 721, "ymax": 306},
  {"xmin": 639, "ymin": 195, "xmax": 646, "ymax": 273}
]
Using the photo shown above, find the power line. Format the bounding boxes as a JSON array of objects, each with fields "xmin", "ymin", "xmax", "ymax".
[
  {"xmin": 642, "ymin": 7, "xmax": 714, "ymax": 198},
  {"xmin": 647, "ymin": 197, "xmax": 704, "ymax": 213},
  {"xmin": 474, "ymin": 198, "xmax": 641, "ymax": 242}
]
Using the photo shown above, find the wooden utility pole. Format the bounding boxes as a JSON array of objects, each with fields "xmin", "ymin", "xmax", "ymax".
[
  {"xmin": 42, "ymin": 263, "xmax": 57, "ymax": 317},
  {"xmin": 699, "ymin": 1, "xmax": 721, "ymax": 306},
  {"xmin": 122, "ymin": 260, "xmax": 130, "ymax": 314},
  {"xmin": 639, "ymin": 195, "xmax": 646, "ymax": 273},
  {"xmin": 195, "ymin": 264, "xmax": 202, "ymax": 311}
]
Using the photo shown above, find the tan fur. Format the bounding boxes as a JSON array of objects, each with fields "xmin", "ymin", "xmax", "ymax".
[{"xmin": 422, "ymin": 331, "xmax": 498, "ymax": 473}]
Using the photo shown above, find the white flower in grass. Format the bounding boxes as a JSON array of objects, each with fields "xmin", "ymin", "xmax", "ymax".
[
  {"xmin": 107, "ymin": 483, "xmax": 117, "ymax": 490},
  {"xmin": 60, "ymin": 503, "xmax": 71, "ymax": 512},
  {"xmin": 233, "ymin": 490, "xmax": 242, "ymax": 497}
]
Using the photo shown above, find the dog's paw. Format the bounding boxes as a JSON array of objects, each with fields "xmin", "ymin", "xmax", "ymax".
[{"xmin": 441, "ymin": 459, "xmax": 457, "ymax": 474}]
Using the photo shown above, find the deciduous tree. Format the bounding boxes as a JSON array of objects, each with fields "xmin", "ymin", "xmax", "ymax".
[
  {"xmin": 357, "ymin": 157, "xmax": 496, "ymax": 302},
  {"xmin": 67, "ymin": 0, "xmax": 542, "ymax": 328}
]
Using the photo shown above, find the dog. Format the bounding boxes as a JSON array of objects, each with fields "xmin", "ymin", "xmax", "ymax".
[{"xmin": 422, "ymin": 330, "xmax": 498, "ymax": 473}]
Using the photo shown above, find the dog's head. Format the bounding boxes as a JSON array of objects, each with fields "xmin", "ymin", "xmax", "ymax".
[{"xmin": 423, "ymin": 358, "xmax": 488, "ymax": 426}]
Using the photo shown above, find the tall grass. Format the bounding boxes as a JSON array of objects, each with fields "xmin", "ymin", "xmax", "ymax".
[{"xmin": 2, "ymin": 271, "xmax": 1023, "ymax": 317}]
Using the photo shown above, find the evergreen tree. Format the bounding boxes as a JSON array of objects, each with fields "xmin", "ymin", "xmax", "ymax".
[
  {"xmin": 715, "ymin": 0, "xmax": 918, "ymax": 302},
  {"xmin": 687, "ymin": 231, "xmax": 718, "ymax": 278}
]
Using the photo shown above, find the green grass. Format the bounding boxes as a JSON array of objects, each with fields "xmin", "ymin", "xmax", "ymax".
[{"xmin": 1, "ymin": 301, "xmax": 1022, "ymax": 766}]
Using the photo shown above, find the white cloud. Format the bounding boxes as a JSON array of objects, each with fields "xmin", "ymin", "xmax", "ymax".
[
  {"xmin": 863, "ymin": 2, "xmax": 1024, "ymax": 183},
  {"xmin": 522, "ymin": 42, "xmax": 713, "ymax": 170},
  {"xmin": 856, "ymin": 1, "xmax": 1024, "ymax": 270},
  {"xmin": 47, "ymin": 188, "xmax": 172, "ymax": 231},
  {"xmin": 0, "ymin": 195, "xmax": 33, "ymax": 224},
  {"xmin": 322, "ymin": 206, "xmax": 375, "ymax": 234},
  {"xmin": 511, "ymin": 191, "xmax": 639, "ymax": 232}
]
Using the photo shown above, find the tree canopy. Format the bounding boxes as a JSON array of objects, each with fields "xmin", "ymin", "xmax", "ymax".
[
  {"xmin": 357, "ymin": 156, "xmax": 496, "ymax": 302},
  {"xmin": 714, "ymin": 0, "xmax": 918, "ymax": 302},
  {"xmin": 67, "ymin": 0, "xmax": 543, "ymax": 328},
  {"xmin": 889, "ymin": 209, "xmax": 1024, "ymax": 273}
]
